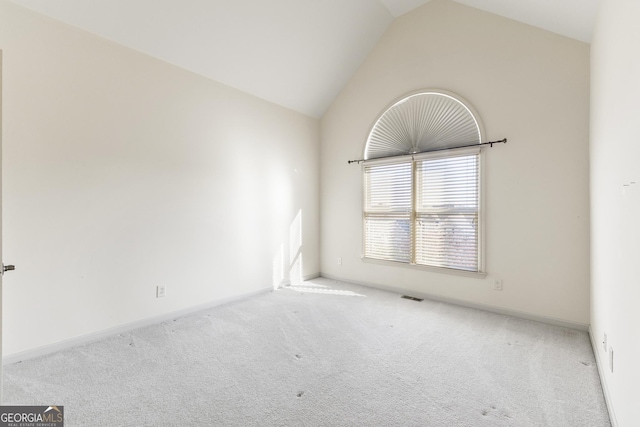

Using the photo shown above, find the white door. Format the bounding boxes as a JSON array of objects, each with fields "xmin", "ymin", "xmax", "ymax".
[
  {"xmin": 0, "ymin": 49, "xmax": 17, "ymax": 405},
  {"xmin": 0, "ymin": 49, "xmax": 4, "ymax": 403},
  {"xmin": 0, "ymin": 50, "xmax": 17, "ymax": 404},
  {"xmin": 1, "ymin": 48, "xmax": 4, "ymax": 403}
]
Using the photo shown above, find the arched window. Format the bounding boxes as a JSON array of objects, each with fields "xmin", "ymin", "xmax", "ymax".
[{"xmin": 363, "ymin": 90, "xmax": 484, "ymax": 274}]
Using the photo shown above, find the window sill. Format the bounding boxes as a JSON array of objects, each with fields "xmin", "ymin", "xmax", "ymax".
[{"xmin": 361, "ymin": 256, "xmax": 487, "ymax": 279}]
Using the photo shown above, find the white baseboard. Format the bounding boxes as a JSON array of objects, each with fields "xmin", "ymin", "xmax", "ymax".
[
  {"xmin": 319, "ymin": 273, "xmax": 589, "ymax": 331},
  {"xmin": 3, "ymin": 286, "xmax": 273, "ymax": 366},
  {"xmin": 589, "ymin": 326, "xmax": 618, "ymax": 427}
]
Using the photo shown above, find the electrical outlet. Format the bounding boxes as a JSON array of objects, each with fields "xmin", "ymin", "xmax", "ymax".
[
  {"xmin": 156, "ymin": 285, "xmax": 166, "ymax": 298},
  {"xmin": 609, "ymin": 347, "xmax": 614, "ymax": 373},
  {"xmin": 337, "ymin": 257, "xmax": 342, "ymax": 265},
  {"xmin": 493, "ymin": 279, "xmax": 503, "ymax": 291},
  {"xmin": 603, "ymin": 333, "xmax": 607, "ymax": 352}
]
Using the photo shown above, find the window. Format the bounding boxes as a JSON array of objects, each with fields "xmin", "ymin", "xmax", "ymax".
[
  {"xmin": 362, "ymin": 90, "xmax": 484, "ymax": 274},
  {"xmin": 363, "ymin": 161, "xmax": 412, "ymax": 263},
  {"xmin": 364, "ymin": 149, "xmax": 481, "ymax": 272}
]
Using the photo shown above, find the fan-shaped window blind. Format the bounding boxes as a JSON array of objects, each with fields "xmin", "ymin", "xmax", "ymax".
[
  {"xmin": 363, "ymin": 90, "xmax": 484, "ymax": 274},
  {"xmin": 365, "ymin": 91, "xmax": 482, "ymax": 160}
]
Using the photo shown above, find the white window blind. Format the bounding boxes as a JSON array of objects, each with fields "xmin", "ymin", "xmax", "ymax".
[
  {"xmin": 415, "ymin": 154, "xmax": 479, "ymax": 271},
  {"xmin": 364, "ymin": 162, "xmax": 412, "ymax": 263},
  {"xmin": 363, "ymin": 151, "xmax": 481, "ymax": 273}
]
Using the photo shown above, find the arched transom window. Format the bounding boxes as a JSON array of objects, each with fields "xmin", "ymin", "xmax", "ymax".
[{"xmin": 363, "ymin": 90, "xmax": 484, "ymax": 274}]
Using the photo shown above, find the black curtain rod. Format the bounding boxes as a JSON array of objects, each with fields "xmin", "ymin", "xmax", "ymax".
[{"xmin": 347, "ymin": 138, "xmax": 507, "ymax": 164}]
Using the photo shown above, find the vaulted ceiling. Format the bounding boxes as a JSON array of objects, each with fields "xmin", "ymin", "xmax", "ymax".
[{"xmin": 9, "ymin": 0, "xmax": 600, "ymax": 118}]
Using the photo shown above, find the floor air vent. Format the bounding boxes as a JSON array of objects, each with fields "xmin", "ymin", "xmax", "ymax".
[{"xmin": 401, "ymin": 295, "xmax": 424, "ymax": 302}]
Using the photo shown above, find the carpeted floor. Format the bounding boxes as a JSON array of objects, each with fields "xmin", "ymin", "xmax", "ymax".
[{"xmin": 3, "ymin": 278, "xmax": 610, "ymax": 426}]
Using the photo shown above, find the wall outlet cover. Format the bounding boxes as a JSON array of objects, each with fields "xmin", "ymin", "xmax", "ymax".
[
  {"xmin": 609, "ymin": 347, "xmax": 614, "ymax": 373},
  {"xmin": 157, "ymin": 285, "xmax": 166, "ymax": 298}
]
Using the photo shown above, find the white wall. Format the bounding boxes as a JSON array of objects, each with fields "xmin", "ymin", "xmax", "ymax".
[
  {"xmin": 0, "ymin": 0, "xmax": 320, "ymax": 356},
  {"xmin": 590, "ymin": 0, "xmax": 640, "ymax": 424},
  {"xmin": 321, "ymin": 0, "xmax": 591, "ymax": 326}
]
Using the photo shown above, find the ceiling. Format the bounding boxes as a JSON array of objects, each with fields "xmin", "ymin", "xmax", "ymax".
[{"xmin": 8, "ymin": 0, "xmax": 600, "ymax": 118}]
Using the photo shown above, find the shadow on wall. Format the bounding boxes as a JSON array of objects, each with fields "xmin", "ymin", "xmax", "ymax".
[{"xmin": 272, "ymin": 209, "xmax": 303, "ymax": 289}]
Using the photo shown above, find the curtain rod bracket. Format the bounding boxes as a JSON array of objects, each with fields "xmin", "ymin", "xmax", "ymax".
[{"xmin": 491, "ymin": 138, "xmax": 507, "ymax": 148}]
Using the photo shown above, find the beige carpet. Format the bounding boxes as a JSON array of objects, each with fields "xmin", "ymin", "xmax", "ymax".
[{"xmin": 3, "ymin": 278, "xmax": 610, "ymax": 426}]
